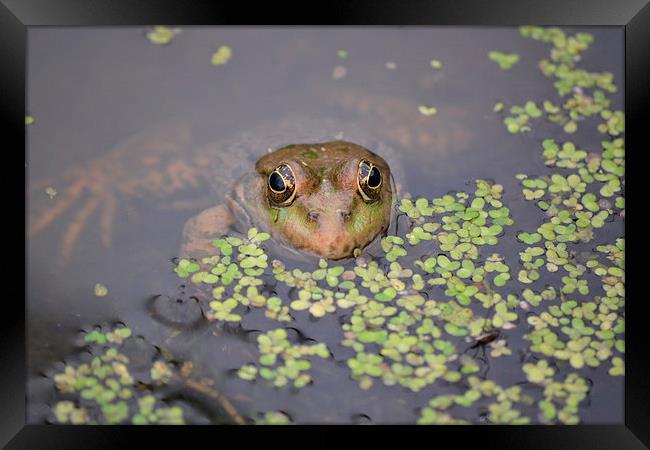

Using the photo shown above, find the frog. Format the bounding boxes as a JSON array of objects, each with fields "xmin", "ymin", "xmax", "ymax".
[
  {"xmin": 27, "ymin": 88, "xmax": 473, "ymax": 265},
  {"xmin": 180, "ymin": 138, "xmax": 394, "ymax": 260}
]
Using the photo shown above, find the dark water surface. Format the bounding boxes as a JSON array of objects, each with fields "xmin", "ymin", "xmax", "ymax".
[{"xmin": 26, "ymin": 27, "xmax": 624, "ymax": 424}]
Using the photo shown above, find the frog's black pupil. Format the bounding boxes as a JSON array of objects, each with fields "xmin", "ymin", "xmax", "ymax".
[
  {"xmin": 368, "ymin": 167, "xmax": 381, "ymax": 188},
  {"xmin": 269, "ymin": 172, "xmax": 285, "ymax": 192}
]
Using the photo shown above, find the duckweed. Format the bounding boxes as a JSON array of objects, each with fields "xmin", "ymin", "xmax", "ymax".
[
  {"xmin": 255, "ymin": 410, "xmax": 293, "ymax": 425},
  {"xmin": 51, "ymin": 324, "xmax": 186, "ymax": 424},
  {"xmin": 418, "ymin": 105, "xmax": 438, "ymax": 116},
  {"xmin": 237, "ymin": 328, "xmax": 330, "ymax": 389},
  {"xmin": 45, "ymin": 187, "xmax": 57, "ymax": 199},
  {"xmin": 211, "ymin": 46, "xmax": 233, "ymax": 65},
  {"xmin": 418, "ymin": 376, "xmax": 533, "ymax": 424},
  {"xmin": 169, "ymin": 151, "xmax": 618, "ymax": 409},
  {"xmin": 145, "ymin": 26, "xmax": 181, "ymax": 45},
  {"xmin": 94, "ymin": 283, "xmax": 108, "ymax": 297},
  {"xmin": 488, "ymin": 51, "xmax": 520, "ymax": 70}
]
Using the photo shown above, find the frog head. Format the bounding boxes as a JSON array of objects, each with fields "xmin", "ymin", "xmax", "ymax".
[{"xmin": 252, "ymin": 141, "xmax": 393, "ymax": 259}]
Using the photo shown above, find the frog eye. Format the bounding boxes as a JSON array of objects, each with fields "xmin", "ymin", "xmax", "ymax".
[
  {"xmin": 267, "ymin": 163, "xmax": 296, "ymax": 206},
  {"xmin": 357, "ymin": 159, "xmax": 382, "ymax": 202}
]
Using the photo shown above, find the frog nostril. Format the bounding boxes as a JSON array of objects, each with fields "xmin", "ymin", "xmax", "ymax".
[
  {"xmin": 339, "ymin": 210, "xmax": 351, "ymax": 221},
  {"xmin": 308, "ymin": 211, "xmax": 320, "ymax": 221}
]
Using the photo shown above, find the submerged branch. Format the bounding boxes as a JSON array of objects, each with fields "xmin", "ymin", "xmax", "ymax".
[{"xmin": 177, "ymin": 375, "xmax": 247, "ymax": 425}]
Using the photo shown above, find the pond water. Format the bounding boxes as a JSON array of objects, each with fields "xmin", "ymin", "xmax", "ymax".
[{"xmin": 26, "ymin": 26, "xmax": 624, "ymax": 424}]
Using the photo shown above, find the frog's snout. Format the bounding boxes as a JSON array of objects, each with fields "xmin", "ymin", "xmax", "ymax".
[{"xmin": 302, "ymin": 206, "xmax": 358, "ymax": 259}]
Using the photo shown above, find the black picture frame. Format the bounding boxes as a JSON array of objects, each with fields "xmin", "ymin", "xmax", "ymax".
[{"xmin": 3, "ymin": 0, "xmax": 648, "ymax": 448}]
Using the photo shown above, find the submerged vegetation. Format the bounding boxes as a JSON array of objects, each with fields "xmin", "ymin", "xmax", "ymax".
[{"xmin": 43, "ymin": 26, "xmax": 623, "ymax": 424}]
